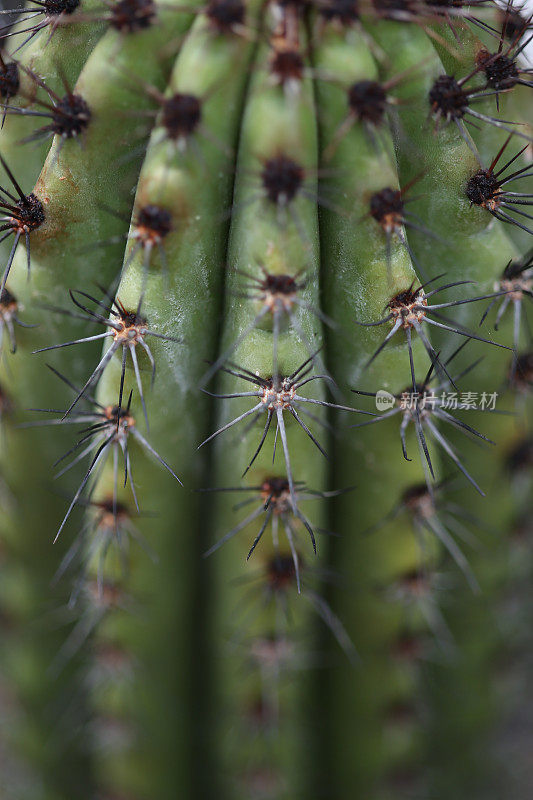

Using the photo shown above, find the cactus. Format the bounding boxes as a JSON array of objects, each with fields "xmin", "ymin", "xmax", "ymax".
[{"xmin": 0, "ymin": 1, "xmax": 531, "ymax": 798}]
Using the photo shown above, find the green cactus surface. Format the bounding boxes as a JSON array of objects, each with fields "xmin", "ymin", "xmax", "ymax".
[{"xmin": 0, "ymin": 1, "xmax": 531, "ymax": 799}]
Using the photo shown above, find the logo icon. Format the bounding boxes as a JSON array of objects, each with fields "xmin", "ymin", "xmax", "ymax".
[{"xmin": 375, "ymin": 389, "xmax": 395, "ymax": 411}]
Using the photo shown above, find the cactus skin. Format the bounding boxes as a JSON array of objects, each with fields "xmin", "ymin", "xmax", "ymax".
[{"xmin": 0, "ymin": 2, "xmax": 531, "ymax": 799}]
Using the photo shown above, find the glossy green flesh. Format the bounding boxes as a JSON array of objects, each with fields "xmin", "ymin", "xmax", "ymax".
[{"xmin": 0, "ymin": 4, "xmax": 531, "ymax": 799}]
